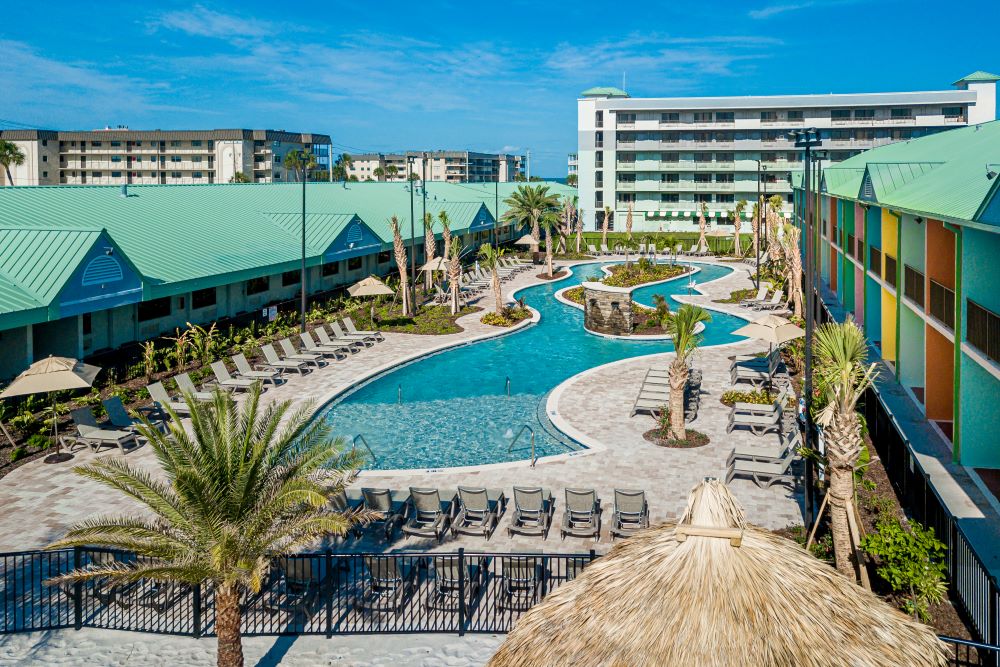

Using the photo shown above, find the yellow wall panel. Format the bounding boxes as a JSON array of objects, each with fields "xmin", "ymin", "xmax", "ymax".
[{"xmin": 881, "ymin": 289, "xmax": 897, "ymax": 361}]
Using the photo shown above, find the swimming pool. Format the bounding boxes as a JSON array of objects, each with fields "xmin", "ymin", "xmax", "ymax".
[{"xmin": 318, "ymin": 261, "xmax": 748, "ymax": 470}]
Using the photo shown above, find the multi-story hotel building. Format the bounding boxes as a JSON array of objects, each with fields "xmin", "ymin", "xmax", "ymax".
[
  {"xmin": 0, "ymin": 128, "xmax": 332, "ymax": 186},
  {"xmin": 577, "ymin": 72, "xmax": 998, "ymax": 232},
  {"xmin": 347, "ymin": 151, "xmax": 524, "ymax": 183},
  {"xmin": 568, "ymin": 153, "xmax": 578, "ymax": 180}
]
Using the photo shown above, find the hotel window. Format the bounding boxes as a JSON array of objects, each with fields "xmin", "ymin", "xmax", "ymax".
[
  {"xmin": 715, "ymin": 112, "xmax": 734, "ymax": 123},
  {"xmin": 595, "ymin": 150, "xmax": 603, "ymax": 168},
  {"xmin": 111, "ymin": 156, "xmax": 122, "ymax": 162},
  {"xmin": 171, "ymin": 171, "xmax": 181, "ymax": 178},
  {"xmin": 595, "ymin": 191, "xmax": 603, "ymax": 208},
  {"xmin": 854, "ymin": 109, "xmax": 875, "ymax": 120},
  {"xmin": 884, "ymin": 255, "xmax": 898, "ymax": 288},
  {"xmin": 662, "ymin": 132, "xmax": 679, "ymax": 143},
  {"xmin": 137, "ymin": 297, "xmax": 172, "ymax": 322},
  {"xmin": 662, "ymin": 173, "xmax": 679, "ymax": 183},
  {"xmin": 715, "ymin": 173, "xmax": 734, "ymax": 183},
  {"xmin": 377, "ymin": 250, "xmax": 391, "ymax": 263},
  {"xmin": 322, "ymin": 262, "xmax": 340, "ymax": 277},
  {"xmin": 111, "ymin": 171, "xmax": 122, "ymax": 178},
  {"xmin": 595, "ymin": 171, "xmax": 603, "ymax": 187},
  {"xmin": 281, "ymin": 270, "xmax": 301, "ymax": 287},
  {"xmin": 246, "ymin": 277, "xmax": 269, "ymax": 295},
  {"xmin": 193, "ymin": 172, "xmax": 203, "ymax": 179},
  {"xmin": 787, "ymin": 110, "xmax": 804, "ymax": 121},
  {"xmin": 92, "ymin": 141, "xmax": 102, "ymax": 147},
  {"xmin": 693, "ymin": 112, "xmax": 713, "ymax": 122},
  {"xmin": 192, "ymin": 156, "xmax": 202, "ymax": 163},
  {"xmin": 661, "ymin": 193, "xmax": 679, "ymax": 202},
  {"xmin": 831, "ymin": 109, "xmax": 851, "ymax": 121},
  {"xmin": 618, "ymin": 173, "xmax": 636, "ymax": 183},
  {"xmin": 717, "ymin": 194, "xmax": 735, "ymax": 203},
  {"xmin": 967, "ymin": 300, "xmax": 1000, "ymax": 364},
  {"xmin": 618, "ymin": 113, "xmax": 636, "ymax": 124},
  {"xmin": 192, "ymin": 140, "xmax": 202, "ymax": 147},
  {"xmin": 110, "ymin": 141, "xmax": 121, "ymax": 147},
  {"xmin": 716, "ymin": 152, "xmax": 734, "ymax": 162},
  {"xmin": 347, "ymin": 257, "xmax": 363, "ymax": 271},
  {"xmin": 694, "ymin": 153, "xmax": 712, "ymax": 163},
  {"xmin": 595, "ymin": 111, "xmax": 603, "ymax": 128},
  {"xmin": 694, "ymin": 132, "xmax": 711, "ymax": 142},
  {"xmin": 694, "ymin": 173, "xmax": 712, "ymax": 183},
  {"xmin": 171, "ymin": 155, "xmax": 182, "ymax": 162},
  {"xmin": 170, "ymin": 140, "xmax": 182, "ymax": 147},
  {"xmin": 760, "ymin": 111, "xmax": 777, "ymax": 122},
  {"xmin": 595, "ymin": 131, "xmax": 604, "ymax": 148},
  {"xmin": 942, "ymin": 106, "xmax": 964, "ymax": 119},
  {"xmin": 617, "ymin": 192, "xmax": 635, "ymax": 203},
  {"xmin": 891, "ymin": 129, "xmax": 913, "ymax": 140},
  {"xmin": 42, "ymin": 155, "xmax": 47, "ymax": 162},
  {"xmin": 891, "ymin": 108, "xmax": 913, "ymax": 119},
  {"xmin": 696, "ymin": 193, "xmax": 713, "ymax": 203},
  {"xmin": 660, "ymin": 152, "xmax": 678, "ymax": 162},
  {"xmin": 191, "ymin": 287, "xmax": 217, "ymax": 309},
  {"xmin": 660, "ymin": 112, "xmax": 680, "ymax": 122},
  {"xmin": 42, "ymin": 171, "xmax": 47, "ymax": 178},
  {"xmin": 92, "ymin": 172, "xmax": 103, "ymax": 178}
]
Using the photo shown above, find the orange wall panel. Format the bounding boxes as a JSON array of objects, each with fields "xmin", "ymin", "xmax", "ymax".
[
  {"xmin": 925, "ymin": 323, "xmax": 954, "ymax": 422},
  {"xmin": 925, "ymin": 218, "xmax": 955, "ymax": 289}
]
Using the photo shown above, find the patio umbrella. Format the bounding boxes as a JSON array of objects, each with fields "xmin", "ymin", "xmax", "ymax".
[
  {"xmin": 705, "ymin": 228, "xmax": 730, "ymax": 254},
  {"xmin": 418, "ymin": 257, "xmax": 448, "ymax": 273},
  {"xmin": 347, "ymin": 276, "xmax": 395, "ymax": 324},
  {"xmin": 732, "ymin": 314, "xmax": 804, "ymax": 347},
  {"xmin": 513, "ymin": 234, "xmax": 535, "ymax": 246},
  {"xmin": 0, "ymin": 356, "xmax": 102, "ymax": 464},
  {"xmin": 489, "ymin": 479, "xmax": 947, "ymax": 667}
]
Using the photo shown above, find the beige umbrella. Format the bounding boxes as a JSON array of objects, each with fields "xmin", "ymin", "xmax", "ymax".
[
  {"xmin": 513, "ymin": 234, "xmax": 535, "ymax": 246},
  {"xmin": 489, "ymin": 480, "xmax": 947, "ymax": 667},
  {"xmin": 705, "ymin": 227, "xmax": 730, "ymax": 254},
  {"xmin": 347, "ymin": 276, "xmax": 395, "ymax": 326},
  {"xmin": 0, "ymin": 356, "xmax": 102, "ymax": 463},
  {"xmin": 418, "ymin": 257, "xmax": 448, "ymax": 273},
  {"xmin": 732, "ymin": 314, "xmax": 804, "ymax": 346}
]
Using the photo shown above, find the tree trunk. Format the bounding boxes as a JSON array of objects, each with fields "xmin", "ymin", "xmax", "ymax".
[
  {"xmin": 449, "ymin": 253, "xmax": 461, "ymax": 315},
  {"xmin": 530, "ymin": 214, "xmax": 540, "ymax": 253},
  {"xmin": 3, "ymin": 166, "xmax": 12, "ymax": 186},
  {"xmin": 733, "ymin": 218, "xmax": 743, "ymax": 256},
  {"xmin": 827, "ymin": 408, "xmax": 865, "ymax": 578},
  {"xmin": 492, "ymin": 269, "xmax": 503, "ymax": 314},
  {"xmin": 668, "ymin": 359, "xmax": 688, "ymax": 441},
  {"xmin": 545, "ymin": 227, "xmax": 554, "ymax": 277},
  {"xmin": 215, "ymin": 584, "xmax": 244, "ymax": 667},
  {"xmin": 575, "ymin": 227, "xmax": 582, "ymax": 254}
]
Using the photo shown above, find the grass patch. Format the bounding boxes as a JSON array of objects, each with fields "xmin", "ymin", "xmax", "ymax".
[
  {"xmin": 351, "ymin": 304, "xmax": 481, "ymax": 335},
  {"xmin": 481, "ymin": 306, "xmax": 532, "ymax": 327},
  {"xmin": 602, "ymin": 261, "xmax": 689, "ymax": 289},
  {"xmin": 714, "ymin": 288, "xmax": 759, "ymax": 304},
  {"xmin": 562, "ymin": 286, "xmax": 584, "ymax": 305}
]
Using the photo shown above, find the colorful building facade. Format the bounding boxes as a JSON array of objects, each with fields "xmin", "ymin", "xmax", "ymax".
[{"xmin": 793, "ymin": 119, "xmax": 1000, "ymax": 468}]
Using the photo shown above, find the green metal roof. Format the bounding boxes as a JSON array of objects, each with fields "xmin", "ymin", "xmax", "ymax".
[
  {"xmin": 953, "ymin": 71, "xmax": 1000, "ymax": 85},
  {"xmin": 581, "ymin": 87, "xmax": 629, "ymax": 98},
  {"xmin": 798, "ymin": 120, "xmax": 1000, "ymax": 224},
  {"xmin": 0, "ymin": 228, "xmax": 103, "ymax": 307}
]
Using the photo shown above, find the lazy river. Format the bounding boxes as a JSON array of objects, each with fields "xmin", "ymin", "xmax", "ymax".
[{"xmin": 318, "ymin": 261, "xmax": 749, "ymax": 470}]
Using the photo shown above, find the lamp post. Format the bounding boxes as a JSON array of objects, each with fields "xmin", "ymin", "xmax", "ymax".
[
  {"xmin": 407, "ymin": 156, "xmax": 417, "ymax": 315},
  {"xmin": 298, "ymin": 150, "xmax": 316, "ymax": 333},
  {"xmin": 494, "ymin": 159, "xmax": 500, "ymax": 249},
  {"xmin": 790, "ymin": 127, "xmax": 823, "ymax": 528}
]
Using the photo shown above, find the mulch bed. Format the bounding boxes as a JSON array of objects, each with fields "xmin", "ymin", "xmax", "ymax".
[
  {"xmin": 535, "ymin": 271, "xmax": 569, "ymax": 280},
  {"xmin": 643, "ymin": 428, "xmax": 710, "ymax": 448}
]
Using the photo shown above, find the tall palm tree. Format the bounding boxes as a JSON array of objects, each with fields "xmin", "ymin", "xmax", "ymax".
[
  {"xmin": 372, "ymin": 166, "xmax": 385, "ymax": 182},
  {"xmin": 625, "ymin": 203, "xmax": 634, "ymax": 239},
  {"xmin": 621, "ymin": 236, "xmax": 639, "ymax": 267},
  {"xmin": 478, "ymin": 243, "xmax": 506, "ymax": 313},
  {"xmin": 390, "ymin": 215, "xmax": 412, "ymax": 316},
  {"xmin": 283, "ymin": 149, "xmax": 316, "ymax": 183},
  {"xmin": 423, "ymin": 212, "xmax": 436, "ymax": 290},
  {"xmin": 813, "ymin": 317, "xmax": 879, "ymax": 577},
  {"xmin": 385, "ymin": 164, "xmax": 399, "ymax": 181},
  {"xmin": 781, "ymin": 223, "xmax": 804, "ymax": 317},
  {"xmin": 538, "ymin": 211, "xmax": 562, "ymax": 277},
  {"xmin": 569, "ymin": 197, "xmax": 582, "ymax": 254},
  {"xmin": 439, "ymin": 210, "xmax": 452, "ymax": 262},
  {"xmin": 751, "ymin": 198, "xmax": 762, "ymax": 261},
  {"xmin": 0, "ymin": 140, "xmax": 25, "ymax": 186},
  {"xmin": 502, "ymin": 184, "xmax": 560, "ymax": 253},
  {"xmin": 767, "ymin": 194, "xmax": 784, "ymax": 264},
  {"xmin": 697, "ymin": 202, "xmax": 708, "ymax": 251},
  {"xmin": 46, "ymin": 386, "xmax": 367, "ymax": 667},
  {"xmin": 602, "ymin": 206, "xmax": 612, "ymax": 251},
  {"xmin": 448, "ymin": 241, "xmax": 463, "ymax": 315},
  {"xmin": 733, "ymin": 199, "xmax": 747, "ymax": 257},
  {"xmin": 663, "ymin": 304, "xmax": 711, "ymax": 441}
]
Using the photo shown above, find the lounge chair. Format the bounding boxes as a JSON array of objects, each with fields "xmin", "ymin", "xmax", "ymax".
[
  {"xmin": 102, "ymin": 396, "xmax": 162, "ymax": 432},
  {"xmin": 752, "ymin": 291, "xmax": 785, "ymax": 311},
  {"xmin": 360, "ymin": 488, "xmax": 406, "ymax": 542},
  {"xmin": 400, "ymin": 488, "xmax": 454, "ymax": 543},
  {"xmin": 638, "ymin": 242, "xmax": 647, "ymax": 256},
  {"xmin": 261, "ymin": 344, "xmax": 308, "ymax": 375},
  {"xmin": 726, "ymin": 448, "xmax": 798, "ymax": 489},
  {"xmin": 175, "ymin": 373, "xmax": 215, "ymax": 401},
  {"xmin": 599, "ymin": 243, "xmax": 611, "ymax": 256},
  {"xmin": 146, "ymin": 381, "xmax": 190, "ymax": 416},
  {"xmin": 727, "ymin": 430, "xmax": 802, "ymax": 467},
  {"xmin": 329, "ymin": 321, "xmax": 374, "ymax": 347},
  {"xmin": 683, "ymin": 243, "xmax": 698, "ymax": 255},
  {"xmin": 358, "ymin": 556, "xmax": 417, "ymax": 613},
  {"xmin": 343, "ymin": 317, "xmax": 384, "ymax": 341},
  {"xmin": 427, "ymin": 555, "xmax": 487, "ymax": 610},
  {"xmin": 265, "ymin": 557, "xmax": 319, "ymax": 617},
  {"xmin": 210, "ymin": 361, "xmax": 257, "ymax": 392},
  {"xmin": 232, "ymin": 353, "xmax": 282, "ymax": 385},
  {"xmin": 500, "ymin": 557, "xmax": 541, "ymax": 610},
  {"xmin": 299, "ymin": 331, "xmax": 349, "ymax": 358},
  {"xmin": 508, "ymin": 486, "xmax": 555, "ymax": 539},
  {"xmin": 68, "ymin": 408, "xmax": 138, "ymax": 454},
  {"xmin": 673, "ymin": 243, "xmax": 683, "ymax": 255},
  {"xmin": 317, "ymin": 324, "xmax": 366, "ymax": 351},
  {"xmin": 727, "ymin": 403, "xmax": 782, "ymax": 436},
  {"xmin": 451, "ymin": 487, "xmax": 507, "ymax": 540},
  {"xmin": 694, "ymin": 244, "xmax": 711, "ymax": 257},
  {"xmin": 609, "ymin": 489, "xmax": 650, "ymax": 541},
  {"xmin": 279, "ymin": 338, "xmax": 325, "ymax": 368},
  {"xmin": 739, "ymin": 286, "xmax": 769, "ymax": 307},
  {"xmin": 560, "ymin": 488, "xmax": 601, "ymax": 542},
  {"xmin": 587, "ymin": 244, "xmax": 599, "ymax": 256}
]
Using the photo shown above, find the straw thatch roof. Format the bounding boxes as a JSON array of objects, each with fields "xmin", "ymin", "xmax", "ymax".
[{"xmin": 488, "ymin": 480, "xmax": 947, "ymax": 667}]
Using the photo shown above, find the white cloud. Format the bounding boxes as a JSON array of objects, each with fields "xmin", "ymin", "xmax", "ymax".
[
  {"xmin": 748, "ymin": 0, "xmax": 859, "ymax": 19},
  {"xmin": 151, "ymin": 5, "xmax": 274, "ymax": 39}
]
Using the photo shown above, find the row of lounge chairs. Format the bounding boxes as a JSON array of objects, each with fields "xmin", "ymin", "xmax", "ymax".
[
  {"xmin": 434, "ymin": 258, "xmax": 532, "ymax": 306},
  {"xmin": 730, "ymin": 347, "xmax": 787, "ymax": 390},
  {"xmin": 630, "ymin": 366, "xmax": 702, "ymax": 421},
  {"xmin": 65, "ymin": 396, "xmax": 163, "ymax": 454},
  {"xmin": 585, "ymin": 242, "xmax": 712, "ymax": 257},
  {"xmin": 339, "ymin": 486, "xmax": 650, "ymax": 544},
  {"xmin": 739, "ymin": 286, "xmax": 787, "ymax": 312}
]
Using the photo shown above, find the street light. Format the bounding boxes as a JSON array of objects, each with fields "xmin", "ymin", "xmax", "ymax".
[
  {"xmin": 407, "ymin": 155, "xmax": 418, "ymax": 314},
  {"xmin": 789, "ymin": 127, "xmax": 822, "ymax": 528},
  {"xmin": 296, "ymin": 150, "xmax": 317, "ymax": 333}
]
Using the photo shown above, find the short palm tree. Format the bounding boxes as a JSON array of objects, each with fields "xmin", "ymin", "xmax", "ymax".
[
  {"xmin": 622, "ymin": 236, "xmax": 639, "ymax": 267},
  {"xmin": 390, "ymin": 215, "xmax": 412, "ymax": 316},
  {"xmin": 813, "ymin": 317, "xmax": 878, "ymax": 577},
  {"xmin": 448, "ymin": 241, "xmax": 463, "ymax": 315},
  {"xmin": 372, "ymin": 166, "xmax": 385, "ymax": 181},
  {"xmin": 697, "ymin": 202, "xmax": 708, "ymax": 251},
  {"xmin": 602, "ymin": 206, "xmax": 612, "ymax": 250},
  {"xmin": 502, "ymin": 184, "xmax": 560, "ymax": 253},
  {"xmin": 569, "ymin": 197, "xmax": 582, "ymax": 254},
  {"xmin": 385, "ymin": 164, "xmax": 399, "ymax": 181},
  {"xmin": 733, "ymin": 199, "xmax": 747, "ymax": 256},
  {"xmin": 46, "ymin": 386, "xmax": 367, "ymax": 667},
  {"xmin": 0, "ymin": 140, "xmax": 25, "ymax": 186},
  {"xmin": 539, "ymin": 211, "xmax": 561, "ymax": 277},
  {"xmin": 767, "ymin": 194, "xmax": 785, "ymax": 264},
  {"xmin": 478, "ymin": 243, "xmax": 506, "ymax": 313},
  {"xmin": 781, "ymin": 223, "xmax": 804, "ymax": 317},
  {"xmin": 663, "ymin": 305, "xmax": 711, "ymax": 440},
  {"xmin": 423, "ymin": 213, "xmax": 436, "ymax": 290},
  {"xmin": 283, "ymin": 149, "xmax": 316, "ymax": 182}
]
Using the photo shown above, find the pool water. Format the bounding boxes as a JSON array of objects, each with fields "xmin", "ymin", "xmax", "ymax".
[{"xmin": 318, "ymin": 261, "xmax": 748, "ymax": 470}]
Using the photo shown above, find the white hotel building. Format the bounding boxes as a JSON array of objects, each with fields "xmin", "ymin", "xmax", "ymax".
[{"xmin": 576, "ymin": 73, "xmax": 997, "ymax": 232}]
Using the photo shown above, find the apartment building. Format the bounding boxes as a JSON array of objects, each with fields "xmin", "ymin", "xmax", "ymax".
[
  {"xmin": 0, "ymin": 128, "xmax": 332, "ymax": 186},
  {"xmin": 568, "ymin": 153, "xmax": 578, "ymax": 178},
  {"xmin": 577, "ymin": 72, "xmax": 998, "ymax": 232},
  {"xmin": 347, "ymin": 151, "xmax": 525, "ymax": 183}
]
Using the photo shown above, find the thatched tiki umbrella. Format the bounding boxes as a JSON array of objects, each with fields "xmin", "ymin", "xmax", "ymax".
[{"xmin": 489, "ymin": 480, "xmax": 946, "ymax": 667}]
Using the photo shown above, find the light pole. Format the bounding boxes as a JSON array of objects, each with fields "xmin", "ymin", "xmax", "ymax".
[
  {"xmin": 789, "ymin": 127, "xmax": 822, "ymax": 528},
  {"xmin": 407, "ymin": 156, "xmax": 417, "ymax": 315},
  {"xmin": 298, "ymin": 150, "xmax": 316, "ymax": 333},
  {"xmin": 494, "ymin": 159, "xmax": 500, "ymax": 249}
]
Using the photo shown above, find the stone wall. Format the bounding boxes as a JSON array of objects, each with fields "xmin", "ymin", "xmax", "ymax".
[{"xmin": 582, "ymin": 282, "xmax": 633, "ymax": 336}]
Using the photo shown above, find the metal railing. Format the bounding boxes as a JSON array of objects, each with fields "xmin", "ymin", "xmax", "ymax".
[
  {"xmin": 929, "ymin": 280, "xmax": 956, "ymax": 330},
  {"xmin": 904, "ymin": 265, "xmax": 926, "ymax": 308},
  {"xmin": 507, "ymin": 424, "xmax": 537, "ymax": 467},
  {"xmin": 967, "ymin": 300, "xmax": 1000, "ymax": 365},
  {"xmin": 352, "ymin": 435, "xmax": 378, "ymax": 467}
]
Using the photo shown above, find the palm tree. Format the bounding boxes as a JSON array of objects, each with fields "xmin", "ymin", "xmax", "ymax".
[
  {"xmin": 751, "ymin": 198, "xmax": 762, "ymax": 261},
  {"xmin": 330, "ymin": 153, "xmax": 353, "ymax": 182},
  {"xmin": 602, "ymin": 206, "xmax": 612, "ymax": 251},
  {"xmin": 733, "ymin": 199, "xmax": 747, "ymax": 257},
  {"xmin": 423, "ymin": 213, "xmax": 436, "ymax": 290},
  {"xmin": 385, "ymin": 164, "xmax": 399, "ymax": 181},
  {"xmin": 622, "ymin": 236, "xmax": 639, "ymax": 267},
  {"xmin": 663, "ymin": 305, "xmax": 711, "ymax": 441},
  {"xmin": 283, "ymin": 149, "xmax": 317, "ymax": 182},
  {"xmin": 813, "ymin": 317, "xmax": 879, "ymax": 577},
  {"xmin": 767, "ymin": 194, "xmax": 784, "ymax": 264},
  {"xmin": 390, "ymin": 215, "xmax": 412, "ymax": 316},
  {"xmin": 448, "ymin": 241, "xmax": 463, "ymax": 315},
  {"xmin": 478, "ymin": 243, "xmax": 506, "ymax": 313},
  {"xmin": 46, "ymin": 386, "xmax": 367, "ymax": 667},
  {"xmin": 566, "ymin": 173, "xmax": 578, "ymax": 187},
  {"xmin": 372, "ymin": 166, "xmax": 385, "ymax": 182},
  {"xmin": 538, "ymin": 211, "xmax": 560, "ymax": 277},
  {"xmin": 640, "ymin": 233, "xmax": 656, "ymax": 264},
  {"xmin": 569, "ymin": 197, "xmax": 582, "ymax": 254},
  {"xmin": 502, "ymin": 184, "xmax": 560, "ymax": 253},
  {"xmin": 697, "ymin": 202, "xmax": 708, "ymax": 251},
  {"xmin": 439, "ymin": 210, "xmax": 452, "ymax": 262},
  {"xmin": 229, "ymin": 171, "xmax": 251, "ymax": 183},
  {"xmin": 625, "ymin": 203, "xmax": 634, "ymax": 239},
  {"xmin": 0, "ymin": 140, "xmax": 25, "ymax": 186},
  {"xmin": 781, "ymin": 223, "xmax": 804, "ymax": 317}
]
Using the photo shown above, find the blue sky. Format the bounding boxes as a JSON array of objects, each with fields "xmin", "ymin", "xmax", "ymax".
[{"xmin": 1, "ymin": 1, "xmax": 997, "ymax": 176}]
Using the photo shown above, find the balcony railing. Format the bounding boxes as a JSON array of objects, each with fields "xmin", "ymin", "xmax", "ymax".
[
  {"xmin": 903, "ymin": 265, "xmax": 925, "ymax": 308},
  {"xmin": 884, "ymin": 255, "xmax": 898, "ymax": 289},
  {"xmin": 869, "ymin": 246, "xmax": 882, "ymax": 275},
  {"xmin": 846, "ymin": 234, "xmax": 856, "ymax": 260},
  {"xmin": 967, "ymin": 300, "xmax": 1000, "ymax": 365},
  {"xmin": 929, "ymin": 279, "xmax": 956, "ymax": 330}
]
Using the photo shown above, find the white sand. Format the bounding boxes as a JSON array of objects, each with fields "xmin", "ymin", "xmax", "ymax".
[{"xmin": 0, "ymin": 629, "xmax": 503, "ymax": 666}]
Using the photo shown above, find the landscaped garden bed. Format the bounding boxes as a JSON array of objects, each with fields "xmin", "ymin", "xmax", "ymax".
[
  {"xmin": 642, "ymin": 409, "xmax": 710, "ymax": 448},
  {"xmin": 536, "ymin": 270, "xmax": 569, "ymax": 281},
  {"xmin": 601, "ymin": 260, "xmax": 690, "ymax": 289},
  {"xmin": 481, "ymin": 306, "xmax": 532, "ymax": 327},
  {"xmin": 562, "ymin": 286, "xmax": 584, "ymax": 305},
  {"xmin": 714, "ymin": 287, "xmax": 760, "ymax": 304}
]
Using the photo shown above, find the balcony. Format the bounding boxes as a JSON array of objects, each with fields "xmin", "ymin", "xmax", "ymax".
[
  {"xmin": 693, "ymin": 162, "xmax": 715, "ymax": 171},
  {"xmin": 903, "ymin": 265, "xmax": 925, "ymax": 308},
  {"xmin": 658, "ymin": 161, "xmax": 680, "ymax": 169},
  {"xmin": 617, "ymin": 140, "xmax": 636, "ymax": 149},
  {"xmin": 929, "ymin": 280, "xmax": 955, "ymax": 330},
  {"xmin": 944, "ymin": 115, "xmax": 967, "ymax": 124},
  {"xmin": 617, "ymin": 181, "xmax": 636, "ymax": 191},
  {"xmin": 869, "ymin": 246, "xmax": 882, "ymax": 275},
  {"xmin": 616, "ymin": 162, "xmax": 636, "ymax": 170},
  {"xmin": 713, "ymin": 182, "xmax": 736, "ymax": 192},
  {"xmin": 617, "ymin": 121, "xmax": 635, "ymax": 129},
  {"xmin": 884, "ymin": 255, "xmax": 898, "ymax": 289},
  {"xmin": 693, "ymin": 182, "xmax": 716, "ymax": 191},
  {"xmin": 967, "ymin": 300, "xmax": 1000, "ymax": 364}
]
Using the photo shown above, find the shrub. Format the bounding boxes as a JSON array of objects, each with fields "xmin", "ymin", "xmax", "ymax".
[
  {"xmin": 481, "ymin": 306, "xmax": 531, "ymax": 328},
  {"xmin": 25, "ymin": 434, "xmax": 52, "ymax": 450},
  {"xmin": 9, "ymin": 447, "xmax": 26, "ymax": 462},
  {"xmin": 720, "ymin": 389, "xmax": 775, "ymax": 406},
  {"xmin": 562, "ymin": 286, "xmax": 584, "ymax": 305}
]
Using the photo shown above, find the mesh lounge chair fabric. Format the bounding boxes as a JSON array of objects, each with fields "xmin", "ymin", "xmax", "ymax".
[
  {"xmin": 452, "ymin": 487, "xmax": 507, "ymax": 540},
  {"xmin": 726, "ymin": 448, "xmax": 798, "ymax": 489},
  {"xmin": 316, "ymin": 326, "xmax": 365, "ymax": 351},
  {"xmin": 328, "ymin": 322, "xmax": 373, "ymax": 347},
  {"xmin": 299, "ymin": 331, "xmax": 348, "ymax": 358},
  {"xmin": 278, "ymin": 338, "xmax": 324, "ymax": 367},
  {"xmin": 146, "ymin": 382, "xmax": 189, "ymax": 416},
  {"xmin": 261, "ymin": 344, "xmax": 307, "ymax": 375},
  {"xmin": 428, "ymin": 556, "xmax": 486, "ymax": 609},
  {"xmin": 69, "ymin": 408, "xmax": 137, "ymax": 453},
  {"xmin": 508, "ymin": 487, "xmax": 554, "ymax": 538},
  {"xmin": 500, "ymin": 557, "xmax": 541, "ymax": 610},
  {"xmin": 560, "ymin": 488, "xmax": 602, "ymax": 542},
  {"xmin": 400, "ymin": 488, "xmax": 452, "ymax": 543},
  {"xmin": 232, "ymin": 353, "xmax": 282, "ymax": 385},
  {"xmin": 359, "ymin": 556, "xmax": 416, "ymax": 613},
  {"xmin": 210, "ymin": 361, "xmax": 256, "ymax": 391},
  {"xmin": 175, "ymin": 373, "xmax": 214, "ymax": 401},
  {"xmin": 343, "ymin": 317, "xmax": 383, "ymax": 341},
  {"xmin": 609, "ymin": 489, "xmax": 649, "ymax": 540},
  {"xmin": 265, "ymin": 557, "xmax": 319, "ymax": 616},
  {"xmin": 360, "ymin": 488, "xmax": 405, "ymax": 541}
]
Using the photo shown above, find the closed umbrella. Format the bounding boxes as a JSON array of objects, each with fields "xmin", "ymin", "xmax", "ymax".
[
  {"xmin": 0, "ymin": 356, "xmax": 102, "ymax": 463},
  {"xmin": 489, "ymin": 479, "xmax": 947, "ymax": 667}
]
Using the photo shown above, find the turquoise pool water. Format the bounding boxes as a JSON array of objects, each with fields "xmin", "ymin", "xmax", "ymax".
[{"xmin": 319, "ymin": 261, "xmax": 748, "ymax": 470}]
